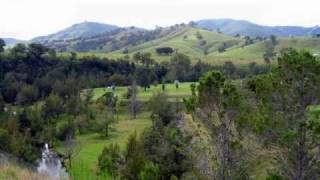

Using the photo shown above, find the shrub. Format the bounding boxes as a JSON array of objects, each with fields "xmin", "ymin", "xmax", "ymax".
[
  {"xmin": 139, "ymin": 162, "xmax": 160, "ymax": 180},
  {"xmin": 98, "ymin": 144, "xmax": 123, "ymax": 177}
]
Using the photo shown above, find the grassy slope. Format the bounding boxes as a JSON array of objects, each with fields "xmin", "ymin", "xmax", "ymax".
[
  {"xmin": 76, "ymin": 29, "xmax": 320, "ymax": 66},
  {"xmin": 206, "ymin": 37, "xmax": 320, "ymax": 65},
  {"xmin": 64, "ymin": 113, "xmax": 151, "ymax": 180},
  {"xmin": 106, "ymin": 26, "xmax": 244, "ymax": 63}
]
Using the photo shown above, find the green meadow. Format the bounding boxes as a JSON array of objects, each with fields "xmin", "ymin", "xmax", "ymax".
[{"xmin": 59, "ymin": 82, "xmax": 194, "ymax": 179}]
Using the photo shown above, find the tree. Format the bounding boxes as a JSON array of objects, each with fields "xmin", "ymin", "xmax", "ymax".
[
  {"xmin": 167, "ymin": 53, "xmax": 191, "ymax": 81},
  {"xmin": 0, "ymin": 93, "xmax": 5, "ymax": 113},
  {"xmin": 222, "ymin": 61, "xmax": 236, "ymax": 77},
  {"xmin": 139, "ymin": 162, "xmax": 160, "ymax": 180},
  {"xmin": 28, "ymin": 43, "xmax": 49, "ymax": 59},
  {"xmin": 43, "ymin": 93, "xmax": 64, "ymax": 119},
  {"xmin": 136, "ymin": 67, "xmax": 155, "ymax": 91},
  {"xmin": 98, "ymin": 144, "xmax": 123, "ymax": 177},
  {"xmin": 70, "ymin": 51, "xmax": 77, "ymax": 61},
  {"xmin": 16, "ymin": 84, "xmax": 39, "ymax": 105},
  {"xmin": 149, "ymin": 93, "xmax": 176, "ymax": 126},
  {"xmin": 244, "ymin": 36, "xmax": 253, "ymax": 46},
  {"xmin": 247, "ymin": 49, "xmax": 320, "ymax": 179},
  {"xmin": 196, "ymin": 31, "xmax": 203, "ymax": 40},
  {"xmin": 270, "ymin": 35, "xmax": 278, "ymax": 46},
  {"xmin": 161, "ymin": 79, "xmax": 166, "ymax": 91},
  {"xmin": 10, "ymin": 43, "xmax": 28, "ymax": 59},
  {"xmin": 0, "ymin": 38, "xmax": 5, "ymax": 52},
  {"xmin": 61, "ymin": 136, "xmax": 81, "ymax": 169},
  {"xmin": 144, "ymin": 93, "xmax": 192, "ymax": 179},
  {"xmin": 263, "ymin": 36, "xmax": 277, "ymax": 66},
  {"xmin": 102, "ymin": 92, "xmax": 118, "ymax": 137},
  {"xmin": 156, "ymin": 47, "xmax": 174, "ymax": 55},
  {"xmin": 133, "ymin": 52, "xmax": 155, "ymax": 67},
  {"xmin": 184, "ymin": 71, "xmax": 247, "ymax": 179},
  {"xmin": 129, "ymin": 80, "xmax": 140, "ymax": 119},
  {"xmin": 218, "ymin": 42, "xmax": 227, "ymax": 53}
]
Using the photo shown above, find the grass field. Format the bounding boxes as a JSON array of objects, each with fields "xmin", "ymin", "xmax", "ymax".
[
  {"xmin": 91, "ymin": 82, "xmax": 195, "ymax": 102},
  {"xmin": 61, "ymin": 112, "xmax": 151, "ymax": 180}
]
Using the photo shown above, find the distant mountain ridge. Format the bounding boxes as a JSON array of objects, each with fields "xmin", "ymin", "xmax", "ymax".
[
  {"xmin": 195, "ymin": 19, "xmax": 319, "ymax": 37},
  {"xmin": 31, "ymin": 21, "xmax": 119, "ymax": 43},
  {"xmin": 2, "ymin": 38, "xmax": 25, "ymax": 46},
  {"xmin": 29, "ymin": 19, "xmax": 320, "ymax": 45}
]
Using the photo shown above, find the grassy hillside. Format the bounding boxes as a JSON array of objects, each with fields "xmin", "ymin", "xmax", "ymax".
[
  {"xmin": 206, "ymin": 37, "xmax": 320, "ymax": 65},
  {"xmin": 100, "ymin": 27, "xmax": 320, "ymax": 65},
  {"xmin": 106, "ymin": 26, "xmax": 244, "ymax": 62},
  {"xmin": 61, "ymin": 25, "xmax": 320, "ymax": 66}
]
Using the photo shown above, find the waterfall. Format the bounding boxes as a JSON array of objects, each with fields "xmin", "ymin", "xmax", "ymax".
[{"xmin": 37, "ymin": 143, "xmax": 69, "ymax": 180}]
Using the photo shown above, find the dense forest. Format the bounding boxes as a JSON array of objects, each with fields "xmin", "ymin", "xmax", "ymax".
[{"xmin": 0, "ymin": 36, "xmax": 320, "ymax": 179}]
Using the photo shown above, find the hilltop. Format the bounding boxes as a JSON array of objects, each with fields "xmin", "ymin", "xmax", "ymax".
[
  {"xmin": 31, "ymin": 21, "xmax": 119, "ymax": 43},
  {"xmin": 195, "ymin": 18, "xmax": 319, "ymax": 37}
]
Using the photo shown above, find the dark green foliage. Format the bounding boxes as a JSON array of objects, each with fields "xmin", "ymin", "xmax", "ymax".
[
  {"xmin": 266, "ymin": 172, "xmax": 284, "ymax": 180},
  {"xmin": 247, "ymin": 49, "xmax": 320, "ymax": 179},
  {"xmin": 196, "ymin": 31, "xmax": 203, "ymax": 40},
  {"xmin": 16, "ymin": 84, "xmax": 39, "ymax": 105},
  {"xmin": 121, "ymin": 132, "xmax": 147, "ymax": 180},
  {"xmin": 149, "ymin": 93, "xmax": 176, "ymax": 126},
  {"xmin": 139, "ymin": 162, "xmax": 160, "ymax": 180},
  {"xmin": 0, "ymin": 38, "xmax": 5, "ymax": 52},
  {"xmin": 222, "ymin": 61, "xmax": 236, "ymax": 77},
  {"xmin": 43, "ymin": 93, "xmax": 64, "ymax": 119},
  {"xmin": 136, "ymin": 66, "xmax": 156, "ymax": 91},
  {"xmin": 156, "ymin": 47, "xmax": 174, "ymax": 55},
  {"xmin": 184, "ymin": 71, "xmax": 249, "ymax": 179},
  {"xmin": 99, "ymin": 92, "xmax": 118, "ymax": 137},
  {"xmin": 218, "ymin": 42, "xmax": 227, "ymax": 53},
  {"xmin": 98, "ymin": 144, "xmax": 123, "ymax": 177},
  {"xmin": 128, "ymin": 80, "xmax": 140, "ymax": 119},
  {"xmin": 244, "ymin": 36, "xmax": 253, "ymax": 46},
  {"xmin": 167, "ymin": 53, "xmax": 191, "ymax": 81}
]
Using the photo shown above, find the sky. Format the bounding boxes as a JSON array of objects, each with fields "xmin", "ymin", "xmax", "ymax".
[{"xmin": 1, "ymin": 0, "xmax": 319, "ymax": 40}]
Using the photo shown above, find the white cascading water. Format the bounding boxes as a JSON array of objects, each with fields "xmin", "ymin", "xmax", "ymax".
[{"xmin": 37, "ymin": 143, "xmax": 69, "ymax": 180}]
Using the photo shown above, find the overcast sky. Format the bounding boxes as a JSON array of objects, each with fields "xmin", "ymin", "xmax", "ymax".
[{"xmin": 1, "ymin": 0, "xmax": 319, "ymax": 40}]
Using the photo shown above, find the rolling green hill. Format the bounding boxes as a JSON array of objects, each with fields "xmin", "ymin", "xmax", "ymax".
[
  {"xmin": 205, "ymin": 37, "xmax": 320, "ymax": 65},
  {"xmin": 106, "ymin": 26, "xmax": 245, "ymax": 62},
  {"xmin": 25, "ymin": 22, "xmax": 320, "ymax": 66},
  {"xmin": 103, "ymin": 26, "xmax": 320, "ymax": 65}
]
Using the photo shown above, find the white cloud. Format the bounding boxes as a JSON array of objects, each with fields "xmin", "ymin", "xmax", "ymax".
[{"xmin": 0, "ymin": 0, "xmax": 319, "ymax": 40}]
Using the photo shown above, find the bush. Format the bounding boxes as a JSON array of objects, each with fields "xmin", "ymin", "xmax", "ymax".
[
  {"xmin": 56, "ymin": 118, "xmax": 76, "ymax": 141},
  {"xmin": 139, "ymin": 162, "xmax": 160, "ymax": 180},
  {"xmin": 156, "ymin": 47, "xmax": 174, "ymax": 55},
  {"xmin": 98, "ymin": 144, "xmax": 123, "ymax": 177}
]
